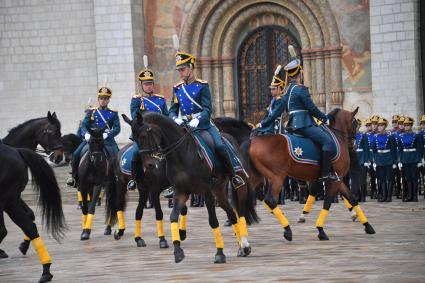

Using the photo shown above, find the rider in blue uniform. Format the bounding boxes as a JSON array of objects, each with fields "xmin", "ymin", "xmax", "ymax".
[
  {"xmin": 282, "ymin": 46, "xmax": 336, "ymax": 181},
  {"xmin": 66, "ymin": 87, "xmax": 121, "ymax": 187},
  {"xmin": 255, "ymin": 65, "xmax": 286, "ymax": 134},
  {"xmin": 372, "ymin": 117, "xmax": 397, "ymax": 202},
  {"xmin": 398, "ymin": 117, "xmax": 423, "ymax": 202},
  {"xmin": 127, "ymin": 56, "xmax": 169, "ymax": 191},
  {"xmin": 169, "ymin": 49, "xmax": 245, "ymax": 189}
]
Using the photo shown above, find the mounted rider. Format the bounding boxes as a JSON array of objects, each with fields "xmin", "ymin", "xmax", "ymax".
[
  {"xmin": 66, "ymin": 86, "xmax": 121, "ymax": 187},
  {"xmin": 127, "ymin": 55, "xmax": 169, "ymax": 191},
  {"xmin": 169, "ymin": 35, "xmax": 245, "ymax": 189},
  {"xmin": 283, "ymin": 45, "xmax": 337, "ymax": 181}
]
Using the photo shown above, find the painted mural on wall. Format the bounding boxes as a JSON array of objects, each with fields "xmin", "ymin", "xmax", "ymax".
[{"xmin": 329, "ymin": 0, "xmax": 371, "ymax": 92}]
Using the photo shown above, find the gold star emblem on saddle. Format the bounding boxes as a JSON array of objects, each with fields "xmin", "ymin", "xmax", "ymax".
[{"xmin": 294, "ymin": 147, "xmax": 303, "ymax": 157}]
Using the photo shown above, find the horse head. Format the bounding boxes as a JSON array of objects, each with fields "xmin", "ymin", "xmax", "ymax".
[
  {"xmin": 328, "ymin": 107, "xmax": 359, "ymax": 142},
  {"xmin": 86, "ymin": 125, "xmax": 106, "ymax": 164},
  {"xmin": 61, "ymin": 133, "xmax": 83, "ymax": 163},
  {"xmin": 44, "ymin": 111, "xmax": 64, "ymax": 164}
]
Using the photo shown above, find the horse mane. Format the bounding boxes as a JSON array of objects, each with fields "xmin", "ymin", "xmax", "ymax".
[
  {"xmin": 327, "ymin": 108, "xmax": 341, "ymax": 125},
  {"xmin": 6, "ymin": 117, "xmax": 46, "ymax": 135},
  {"xmin": 143, "ymin": 112, "xmax": 179, "ymax": 130},
  {"xmin": 213, "ymin": 117, "xmax": 252, "ymax": 131}
]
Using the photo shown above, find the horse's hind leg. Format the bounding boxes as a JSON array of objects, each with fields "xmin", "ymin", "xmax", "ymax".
[
  {"xmin": 299, "ymin": 182, "xmax": 318, "ymax": 223},
  {"xmin": 339, "ymin": 183, "xmax": 376, "ymax": 235},
  {"xmin": 6, "ymin": 199, "xmax": 53, "ymax": 283},
  {"xmin": 315, "ymin": 182, "xmax": 339, "ymax": 241},
  {"xmin": 170, "ymin": 194, "xmax": 186, "ymax": 263},
  {"xmin": 133, "ymin": 190, "xmax": 148, "ymax": 246},
  {"xmin": 81, "ymin": 185, "xmax": 102, "ymax": 240},
  {"xmin": 18, "ymin": 200, "xmax": 35, "ymax": 255},
  {"xmin": 178, "ymin": 204, "xmax": 188, "ymax": 242},
  {"xmin": 204, "ymin": 190, "xmax": 226, "ymax": 264},
  {"xmin": 262, "ymin": 175, "xmax": 292, "ymax": 241},
  {"xmin": 342, "ymin": 195, "xmax": 358, "ymax": 222},
  {"xmin": 152, "ymin": 192, "xmax": 169, "ymax": 248},
  {"xmin": 0, "ymin": 208, "xmax": 8, "ymax": 258}
]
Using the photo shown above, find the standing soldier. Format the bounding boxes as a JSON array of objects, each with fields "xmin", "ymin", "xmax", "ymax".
[
  {"xmin": 398, "ymin": 117, "xmax": 423, "ymax": 202},
  {"xmin": 391, "ymin": 115, "xmax": 403, "ymax": 198},
  {"xmin": 370, "ymin": 115, "xmax": 380, "ymax": 134},
  {"xmin": 391, "ymin": 115, "xmax": 400, "ymax": 133},
  {"xmin": 352, "ymin": 119, "xmax": 371, "ymax": 202},
  {"xmin": 365, "ymin": 118, "xmax": 377, "ymax": 199},
  {"xmin": 418, "ymin": 115, "xmax": 425, "ymax": 197},
  {"xmin": 372, "ymin": 117, "xmax": 397, "ymax": 202},
  {"xmin": 127, "ymin": 55, "xmax": 169, "ymax": 191}
]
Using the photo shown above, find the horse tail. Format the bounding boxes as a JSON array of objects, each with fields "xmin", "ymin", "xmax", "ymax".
[
  {"xmin": 17, "ymin": 148, "xmax": 66, "ymax": 242},
  {"xmin": 241, "ymin": 139, "xmax": 260, "ymax": 177},
  {"xmin": 231, "ymin": 182, "xmax": 260, "ymax": 225},
  {"xmin": 105, "ymin": 158, "xmax": 127, "ymax": 226}
]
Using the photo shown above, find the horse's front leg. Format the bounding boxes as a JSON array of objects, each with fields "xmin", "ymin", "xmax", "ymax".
[
  {"xmin": 152, "ymin": 191, "xmax": 169, "ymax": 248},
  {"xmin": 81, "ymin": 185, "xmax": 102, "ymax": 240},
  {"xmin": 204, "ymin": 190, "xmax": 226, "ymax": 264},
  {"xmin": 132, "ymin": 188, "xmax": 148, "ymax": 246},
  {"xmin": 170, "ymin": 193, "xmax": 187, "ymax": 263},
  {"xmin": 262, "ymin": 175, "xmax": 292, "ymax": 241}
]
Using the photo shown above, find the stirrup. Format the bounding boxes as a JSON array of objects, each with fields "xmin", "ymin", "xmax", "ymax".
[
  {"xmin": 66, "ymin": 177, "xmax": 77, "ymax": 188},
  {"xmin": 231, "ymin": 175, "xmax": 245, "ymax": 189},
  {"xmin": 127, "ymin": 180, "xmax": 137, "ymax": 191},
  {"xmin": 319, "ymin": 172, "xmax": 340, "ymax": 182},
  {"xmin": 162, "ymin": 187, "xmax": 174, "ymax": 198}
]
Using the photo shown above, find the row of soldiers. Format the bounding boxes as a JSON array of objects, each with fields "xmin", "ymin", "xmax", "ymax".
[{"xmin": 353, "ymin": 114, "xmax": 425, "ymax": 202}]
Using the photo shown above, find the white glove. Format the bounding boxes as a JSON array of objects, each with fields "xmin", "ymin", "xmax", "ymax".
[
  {"xmin": 188, "ymin": 118, "xmax": 200, "ymax": 128},
  {"xmin": 392, "ymin": 164, "xmax": 397, "ymax": 169},
  {"xmin": 84, "ymin": 133, "xmax": 91, "ymax": 141},
  {"xmin": 398, "ymin": 162, "xmax": 402, "ymax": 169},
  {"xmin": 422, "ymin": 158, "xmax": 424, "ymax": 164},
  {"xmin": 173, "ymin": 118, "xmax": 184, "ymax": 125},
  {"xmin": 372, "ymin": 163, "xmax": 376, "ymax": 169},
  {"xmin": 102, "ymin": 133, "xmax": 108, "ymax": 140},
  {"xmin": 364, "ymin": 162, "xmax": 370, "ymax": 168},
  {"xmin": 417, "ymin": 163, "xmax": 422, "ymax": 168}
]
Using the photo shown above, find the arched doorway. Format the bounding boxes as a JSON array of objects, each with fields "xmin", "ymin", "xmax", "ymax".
[{"xmin": 237, "ymin": 26, "xmax": 301, "ymax": 123}]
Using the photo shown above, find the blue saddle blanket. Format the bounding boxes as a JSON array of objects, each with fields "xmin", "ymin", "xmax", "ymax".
[
  {"xmin": 120, "ymin": 143, "xmax": 136, "ymax": 175},
  {"xmin": 280, "ymin": 126, "xmax": 340, "ymax": 165},
  {"xmin": 192, "ymin": 132, "xmax": 244, "ymax": 174}
]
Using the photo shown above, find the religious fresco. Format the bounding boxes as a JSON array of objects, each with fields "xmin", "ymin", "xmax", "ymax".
[{"xmin": 329, "ymin": 0, "xmax": 372, "ymax": 92}]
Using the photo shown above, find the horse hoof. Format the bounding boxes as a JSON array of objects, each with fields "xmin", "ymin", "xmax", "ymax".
[
  {"xmin": 114, "ymin": 230, "xmax": 124, "ymax": 240},
  {"xmin": 80, "ymin": 229, "xmax": 91, "ymax": 241},
  {"xmin": 38, "ymin": 273, "xmax": 53, "ymax": 283},
  {"xmin": 19, "ymin": 241, "xmax": 30, "ymax": 255},
  {"xmin": 214, "ymin": 249, "xmax": 226, "ymax": 264},
  {"xmin": 317, "ymin": 229, "xmax": 329, "ymax": 241},
  {"xmin": 364, "ymin": 222, "xmax": 376, "ymax": 234},
  {"xmin": 298, "ymin": 217, "xmax": 306, "ymax": 223},
  {"xmin": 237, "ymin": 248, "xmax": 244, "ymax": 257},
  {"xmin": 243, "ymin": 245, "xmax": 251, "ymax": 256},
  {"xmin": 135, "ymin": 237, "xmax": 146, "ymax": 247},
  {"xmin": 159, "ymin": 238, "xmax": 169, "ymax": 249},
  {"xmin": 0, "ymin": 249, "xmax": 8, "ymax": 258},
  {"xmin": 283, "ymin": 226, "xmax": 293, "ymax": 241},
  {"xmin": 174, "ymin": 245, "xmax": 185, "ymax": 263},
  {"xmin": 179, "ymin": 229, "xmax": 186, "ymax": 241},
  {"xmin": 104, "ymin": 226, "xmax": 112, "ymax": 235}
]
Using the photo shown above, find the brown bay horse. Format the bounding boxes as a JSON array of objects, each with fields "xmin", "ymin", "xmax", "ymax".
[{"xmin": 247, "ymin": 107, "xmax": 376, "ymax": 240}]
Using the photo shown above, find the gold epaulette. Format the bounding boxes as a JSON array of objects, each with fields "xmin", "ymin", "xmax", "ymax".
[
  {"xmin": 276, "ymin": 96, "xmax": 282, "ymax": 100},
  {"xmin": 107, "ymin": 107, "xmax": 118, "ymax": 112},
  {"xmin": 154, "ymin": 94, "xmax": 165, "ymax": 99},
  {"xmin": 133, "ymin": 94, "xmax": 141, "ymax": 98},
  {"xmin": 196, "ymin": 78, "xmax": 208, "ymax": 84},
  {"xmin": 174, "ymin": 81, "xmax": 184, "ymax": 88}
]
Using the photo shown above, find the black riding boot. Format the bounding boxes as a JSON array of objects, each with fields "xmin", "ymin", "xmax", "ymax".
[
  {"xmin": 66, "ymin": 156, "xmax": 80, "ymax": 187},
  {"xmin": 216, "ymin": 148, "xmax": 245, "ymax": 189},
  {"xmin": 386, "ymin": 181, "xmax": 393, "ymax": 202},
  {"xmin": 412, "ymin": 182, "xmax": 418, "ymax": 202},
  {"xmin": 319, "ymin": 151, "xmax": 338, "ymax": 182}
]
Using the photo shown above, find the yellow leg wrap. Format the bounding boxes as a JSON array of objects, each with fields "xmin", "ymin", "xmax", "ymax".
[
  {"xmin": 117, "ymin": 211, "xmax": 125, "ymax": 230},
  {"xmin": 304, "ymin": 195, "xmax": 316, "ymax": 213},
  {"xmin": 77, "ymin": 191, "xmax": 83, "ymax": 202},
  {"xmin": 135, "ymin": 220, "xmax": 141, "ymax": 238},
  {"xmin": 342, "ymin": 196, "xmax": 353, "ymax": 209},
  {"xmin": 354, "ymin": 205, "xmax": 368, "ymax": 224},
  {"xmin": 171, "ymin": 222, "xmax": 180, "ymax": 242},
  {"xmin": 316, "ymin": 209, "xmax": 329, "ymax": 228},
  {"xmin": 24, "ymin": 235, "xmax": 30, "ymax": 241},
  {"xmin": 272, "ymin": 207, "xmax": 290, "ymax": 228},
  {"xmin": 212, "ymin": 227, "xmax": 224, "ymax": 249},
  {"xmin": 84, "ymin": 214, "xmax": 94, "ymax": 229},
  {"xmin": 156, "ymin": 220, "xmax": 165, "ymax": 237},
  {"xmin": 87, "ymin": 194, "xmax": 91, "ymax": 201},
  {"xmin": 232, "ymin": 224, "xmax": 241, "ymax": 244},
  {"xmin": 99, "ymin": 191, "xmax": 104, "ymax": 199},
  {"xmin": 179, "ymin": 215, "xmax": 187, "ymax": 231},
  {"xmin": 262, "ymin": 201, "xmax": 273, "ymax": 213},
  {"xmin": 238, "ymin": 217, "xmax": 249, "ymax": 237},
  {"xmin": 32, "ymin": 237, "xmax": 52, "ymax": 264},
  {"xmin": 82, "ymin": 214, "xmax": 88, "ymax": 229}
]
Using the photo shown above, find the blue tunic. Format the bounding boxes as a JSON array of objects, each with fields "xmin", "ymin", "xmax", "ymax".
[
  {"xmin": 398, "ymin": 131, "xmax": 423, "ymax": 164},
  {"xmin": 372, "ymin": 132, "xmax": 397, "ymax": 167},
  {"xmin": 355, "ymin": 132, "xmax": 371, "ymax": 165},
  {"xmin": 130, "ymin": 94, "xmax": 168, "ymax": 119},
  {"xmin": 258, "ymin": 97, "xmax": 285, "ymax": 134}
]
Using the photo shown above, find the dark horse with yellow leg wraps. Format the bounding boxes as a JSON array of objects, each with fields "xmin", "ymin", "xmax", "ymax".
[
  {"xmin": 0, "ymin": 143, "xmax": 66, "ymax": 283},
  {"xmin": 247, "ymin": 107, "xmax": 375, "ymax": 241},
  {"xmin": 130, "ymin": 112, "xmax": 258, "ymax": 263}
]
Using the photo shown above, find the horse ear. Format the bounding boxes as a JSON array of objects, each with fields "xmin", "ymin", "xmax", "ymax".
[
  {"xmin": 136, "ymin": 111, "xmax": 143, "ymax": 126},
  {"xmin": 352, "ymin": 106, "xmax": 359, "ymax": 117},
  {"xmin": 121, "ymin": 114, "xmax": 132, "ymax": 125},
  {"xmin": 47, "ymin": 111, "xmax": 52, "ymax": 120},
  {"xmin": 52, "ymin": 112, "xmax": 57, "ymax": 119}
]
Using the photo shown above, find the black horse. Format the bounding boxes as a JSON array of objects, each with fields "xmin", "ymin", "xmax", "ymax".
[
  {"xmin": 61, "ymin": 133, "xmax": 82, "ymax": 163},
  {"xmin": 2, "ymin": 111, "xmax": 64, "ymax": 164},
  {"xmin": 78, "ymin": 127, "xmax": 111, "ymax": 240},
  {"xmin": 0, "ymin": 143, "xmax": 66, "ymax": 283},
  {"xmin": 105, "ymin": 136, "xmax": 173, "ymax": 249},
  {"xmin": 129, "ymin": 112, "xmax": 258, "ymax": 263}
]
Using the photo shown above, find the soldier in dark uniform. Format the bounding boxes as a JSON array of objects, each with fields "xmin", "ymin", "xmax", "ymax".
[
  {"xmin": 127, "ymin": 55, "xmax": 169, "ymax": 191},
  {"xmin": 255, "ymin": 65, "xmax": 286, "ymax": 134},
  {"xmin": 370, "ymin": 115, "xmax": 380, "ymax": 134},
  {"xmin": 372, "ymin": 117, "xmax": 397, "ymax": 202},
  {"xmin": 67, "ymin": 87, "xmax": 121, "ymax": 187},
  {"xmin": 365, "ymin": 118, "xmax": 377, "ymax": 199},
  {"xmin": 391, "ymin": 115, "xmax": 403, "ymax": 198},
  {"xmin": 169, "ymin": 47, "xmax": 245, "ymax": 189},
  {"xmin": 418, "ymin": 115, "xmax": 425, "ymax": 197},
  {"xmin": 391, "ymin": 115, "xmax": 400, "ymax": 133},
  {"xmin": 352, "ymin": 119, "xmax": 371, "ymax": 202},
  {"xmin": 282, "ymin": 45, "xmax": 336, "ymax": 181},
  {"xmin": 398, "ymin": 117, "xmax": 423, "ymax": 202}
]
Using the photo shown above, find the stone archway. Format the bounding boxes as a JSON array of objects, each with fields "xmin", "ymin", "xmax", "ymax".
[{"xmin": 180, "ymin": 0, "xmax": 343, "ymax": 117}]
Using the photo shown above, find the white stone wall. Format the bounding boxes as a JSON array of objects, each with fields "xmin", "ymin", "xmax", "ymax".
[
  {"xmin": 0, "ymin": 0, "xmax": 98, "ymax": 137},
  {"xmin": 370, "ymin": 0, "xmax": 422, "ymax": 120}
]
